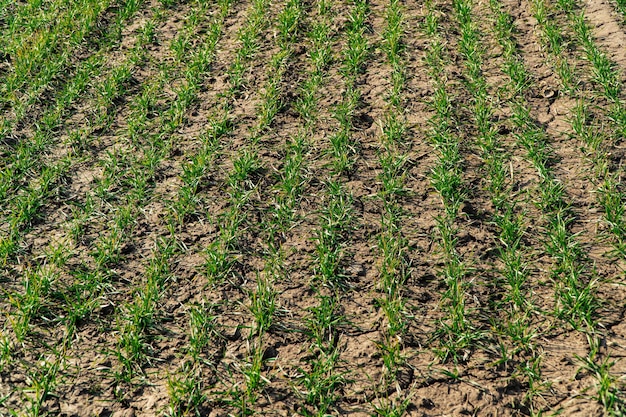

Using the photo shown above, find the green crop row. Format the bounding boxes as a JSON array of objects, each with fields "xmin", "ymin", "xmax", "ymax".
[
  {"xmin": 423, "ymin": 1, "xmax": 476, "ymax": 364},
  {"xmin": 300, "ymin": 0, "xmax": 370, "ymax": 414},
  {"xmin": 557, "ymin": 0, "xmax": 626, "ymax": 261},
  {"xmin": 374, "ymin": 1, "xmax": 412, "ymax": 414}
]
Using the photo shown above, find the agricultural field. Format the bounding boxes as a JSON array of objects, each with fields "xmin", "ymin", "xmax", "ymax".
[{"xmin": 1, "ymin": 0, "xmax": 626, "ymax": 414}]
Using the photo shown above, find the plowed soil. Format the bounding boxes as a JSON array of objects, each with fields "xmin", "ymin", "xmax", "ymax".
[{"xmin": 1, "ymin": 0, "xmax": 626, "ymax": 415}]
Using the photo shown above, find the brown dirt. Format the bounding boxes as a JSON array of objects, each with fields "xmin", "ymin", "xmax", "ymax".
[{"xmin": 583, "ymin": 0, "xmax": 626, "ymax": 78}]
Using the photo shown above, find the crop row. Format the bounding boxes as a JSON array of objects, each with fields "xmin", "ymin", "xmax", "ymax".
[{"xmin": 373, "ymin": 0, "xmax": 412, "ymax": 414}]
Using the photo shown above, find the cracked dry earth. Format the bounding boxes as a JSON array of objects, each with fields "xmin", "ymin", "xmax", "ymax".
[{"xmin": 1, "ymin": 0, "xmax": 626, "ymax": 415}]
